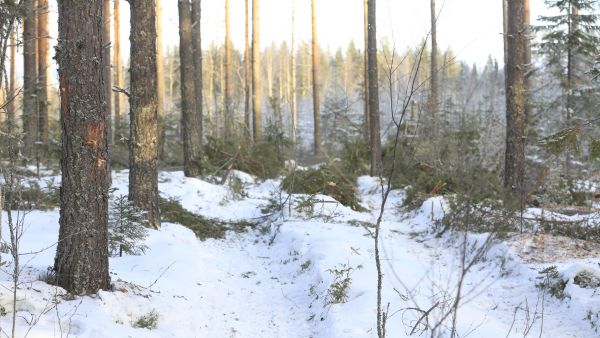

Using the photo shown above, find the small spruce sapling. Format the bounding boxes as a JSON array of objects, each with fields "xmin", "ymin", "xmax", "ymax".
[{"xmin": 108, "ymin": 194, "xmax": 149, "ymax": 257}]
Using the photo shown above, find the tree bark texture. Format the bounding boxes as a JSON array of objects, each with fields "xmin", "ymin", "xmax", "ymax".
[
  {"xmin": 37, "ymin": 0, "xmax": 49, "ymax": 143},
  {"xmin": 113, "ymin": 0, "xmax": 124, "ymax": 139},
  {"xmin": 54, "ymin": 0, "xmax": 110, "ymax": 295},
  {"xmin": 23, "ymin": 0, "xmax": 38, "ymax": 160},
  {"xmin": 129, "ymin": 0, "xmax": 161, "ymax": 229},
  {"xmin": 504, "ymin": 0, "xmax": 529, "ymax": 198},
  {"xmin": 178, "ymin": 0, "xmax": 202, "ymax": 177}
]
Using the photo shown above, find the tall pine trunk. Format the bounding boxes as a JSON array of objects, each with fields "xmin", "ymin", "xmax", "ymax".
[
  {"xmin": 363, "ymin": 0, "xmax": 369, "ymax": 144},
  {"xmin": 191, "ymin": 0, "xmax": 203, "ymax": 160},
  {"xmin": 113, "ymin": 0, "xmax": 124, "ymax": 141},
  {"xmin": 23, "ymin": 0, "xmax": 38, "ymax": 160},
  {"xmin": 244, "ymin": 0, "xmax": 251, "ymax": 140},
  {"xmin": 368, "ymin": 0, "xmax": 381, "ymax": 175},
  {"xmin": 156, "ymin": 0, "xmax": 166, "ymax": 153},
  {"xmin": 252, "ymin": 0, "xmax": 262, "ymax": 141},
  {"xmin": 37, "ymin": 0, "xmax": 49, "ymax": 144},
  {"xmin": 290, "ymin": 0, "xmax": 297, "ymax": 144},
  {"xmin": 103, "ymin": 0, "xmax": 111, "ymax": 148},
  {"xmin": 225, "ymin": 0, "xmax": 233, "ymax": 137},
  {"xmin": 429, "ymin": 0, "xmax": 438, "ymax": 137},
  {"xmin": 504, "ymin": 0, "xmax": 529, "ymax": 200},
  {"xmin": 129, "ymin": 0, "xmax": 160, "ymax": 229},
  {"xmin": 178, "ymin": 0, "xmax": 202, "ymax": 177},
  {"xmin": 311, "ymin": 0, "xmax": 321, "ymax": 155},
  {"xmin": 54, "ymin": 0, "xmax": 110, "ymax": 295}
]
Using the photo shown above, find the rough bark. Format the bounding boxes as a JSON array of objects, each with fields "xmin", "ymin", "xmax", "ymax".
[
  {"xmin": 225, "ymin": 0, "xmax": 233, "ymax": 137},
  {"xmin": 178, "ymin": 0, "xmax": 202, "ymax": 176},
  {"xmin": 252, "ymin": 0, "xmax": 262, "ymax": 141},
  {"xmin": 311, "ymin": 0, "xmax": 321, "ymax": 155},
  {"xmin": 37, "ymin": 0, "xmax": 49, "ymax": 143},
  {"xmin": 429, "ymin": 0, "xmax": 439, "ymax": 136},
  {"xmin": 368, "ymin": 0, "xmax": 381, "ymax": 175},
  {"xmin": 191, "ymin": 0, "xmax": 203, "ymax": 162},
  {"xmin": 54, "ymin": 0, "xmax": 111, "ymax": 295},
  {"xmin": 156, "ymin": 0, "xmax": 166, "ymax": 155},
  {"xmin": 23, "ymin": 0, "xmax": 38, "ymax": 160},
  {"xmin": 128, "ymin": 0, "xmax": 160, "ymax": 229},
  {"xmin": 290, "ymin": 0, "xmax": 297, "ymax": 144},
  {"xmin": 503, "ymin": 0, "xmax": 529, "ymax": 199},
  {"xmin": 113, "ymin": 0, "xmax": 124, "ymax": 139},
  {"xmin": 103, "ymin": 0, "xmax": 111, "ymax": 149},
  {"xmin": 244, "ymin": 0, "xmax": 251, "ymax": 140}
]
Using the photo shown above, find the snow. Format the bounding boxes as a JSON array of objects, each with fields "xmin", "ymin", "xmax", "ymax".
[{"xmin": 0, "ymin": 170, "xmax": 599, "ymax": 337}]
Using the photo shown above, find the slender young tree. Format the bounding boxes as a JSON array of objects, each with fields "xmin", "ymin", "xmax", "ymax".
[
  {"xmin": 290, "ymin": 0, "xmax": 297, "ymax": 144},
  {"xmin": 363, "ymin": 0, "xmax": 369, "ymax": 144},
  {"xmin": 7, "ymin": 28, "xmax": 16, "ymax": 134},
  {"xmin": 368, "ymin": 0, "xmax": 381, "ymax": 175},
  {"xmin": 37, "ymin": 0, "xmax": 49, "ymax": 143},
  {"xmin": 23, "ymin": 0, "xmax": 38, "ymax": 160},
  {"xmin": 504, "ymin": 0, "xmax": 529, "ymax": 199},
  {"xmin": 113, "ymin": 0, "xmax": 124, "ymax": 140},
  {"xmin": 54, "ymin": 0, "xmax": 111, "ymax": 295},
  {"xmin": 244, "ymin": 0, "xmax": 251, "ymax": 139},
  {"xmin": 311, "ymin": 0, "xmax": 321, "ymax": 155},
  {"xmin": 225, "ymin": 0, "xmax": 233, "ymax": 137},
  {"xmin": 252, "ymin": 0, "xmax": 262, "ymax": 141},
  {"xmin": 128, "ymin": 0, "xmax": 160, "ymax": 229},
  {"xmin": 429, "ymin": 0, "xmax": 439, "ymax": 136},
  {"xmin": 178, "ymin": 0, "xmax": 202, "ymax": 176}
]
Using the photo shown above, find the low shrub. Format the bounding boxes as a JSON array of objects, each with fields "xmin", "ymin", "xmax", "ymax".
[{"xmin": 281, "ymin": 165, "xmax": 363, "ymax": 211}]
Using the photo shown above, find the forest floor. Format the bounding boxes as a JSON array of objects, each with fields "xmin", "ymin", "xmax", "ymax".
[{"xmin": 0, "ymin": 169, "xmax": 600, "ymax": 337}]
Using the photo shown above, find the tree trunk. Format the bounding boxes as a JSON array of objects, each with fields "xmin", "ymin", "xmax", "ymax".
[
  {"xmin": 565, "ymin": 3, "xmax": 578, "ymax": 177},
  {"xmin": 23, "ymin": 0, "xmax": 38, "ymax": 161},
  {"xmin": 156, "ymin": 0, "xmax": 166, "ymax": 155},
  {"xmin": 225, "ymin": 0, "xmax": 233, "ymax": 137},
  {"xmin": 7, "ymin": 27, "xmax": 16, "ymax": 138},
  {"xmin": 252, "ymin": 0, "xmax": 262, "ymax": 141},
  {"xmin": 129, "ymin": 0, "xmax": 160, "ymax": 229},
  {"xmin": 429, "ymin": 0, "xmax": 439, "ymax": 136},
  {"xmin": 290, "ymin": 0, "xmax": 297, "ymax": 144},
  {"xmin": 37, "ymin": 0, "xmax": 49, "ymax": 144},
  {"xmin": 113, "ymin": 0, "xmax": 124, "ymax": 141},
  {"xmin": 178, "ymin": 0, "xmax": 202, "ymax": 176},
  {"xmin": 191, "ymin": 0, "xmax": 203, "ymax": 151},
  {"xmin": 363, "ymin": 0, "xmax": 369, "ymax": 144},
  {"xmin": 311, "ymin": 0, "xmax": 321, "ymax": 155},
  {"xmin": 503, "ymin": 0, "xmax": 529, "ymax": 200},
  {"xmin": 244, "ymin": 0, "xmax": 251, "ymax": 140},
  {"xmin": 102, "ymin": 0, "xmax": 111, "ymax": 147},
  {"xmin": 54, "ymin": 0, "xmax": 110, "ymax": 295},
  {"xmin": 368, "ymin": 0, "xmax": 381, "ymax": 175}
]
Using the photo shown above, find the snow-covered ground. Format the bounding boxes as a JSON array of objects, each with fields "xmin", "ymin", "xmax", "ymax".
[{"xmin": 0, "ymin": 170, "xmax": 599, "ymax": 337}]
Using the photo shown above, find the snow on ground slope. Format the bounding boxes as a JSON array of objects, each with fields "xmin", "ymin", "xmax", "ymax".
[{"xmin": 0, "ymin": 171, "xmax": 599, "ymax": 337}]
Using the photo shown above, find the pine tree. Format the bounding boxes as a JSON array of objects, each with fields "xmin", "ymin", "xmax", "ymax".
[
  {"xmin": 129, "ymin": 0, "xmax": 161, "ymax": 229},
  {"xmin": 535, "ymin": 0, "xmax": 600, "ymax": 175},
  {"xmin": 54, "ymin": 0, "xmax": 111, "ymax": 295}
]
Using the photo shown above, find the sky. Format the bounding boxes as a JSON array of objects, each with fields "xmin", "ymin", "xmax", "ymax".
[{"xmin": 38, "ymin": 0, "xmax": 551, "ymax": 81}]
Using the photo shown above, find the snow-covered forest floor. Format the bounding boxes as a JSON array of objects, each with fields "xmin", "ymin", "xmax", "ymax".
[{"xmin": 1, "ymin": 169, "xmax": 600, "ymax": 337}]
